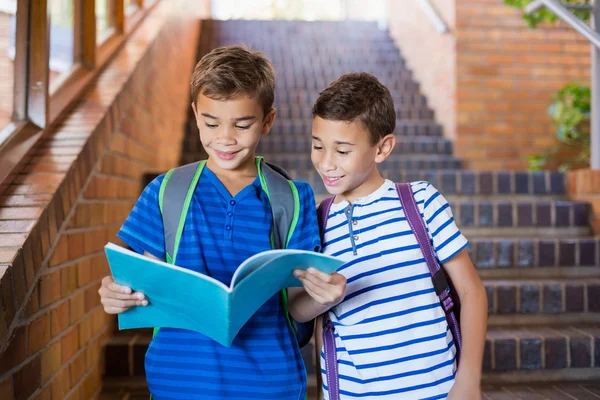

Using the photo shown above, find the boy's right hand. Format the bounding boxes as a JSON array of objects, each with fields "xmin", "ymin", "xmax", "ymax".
[{"xmin": 99, "ymin": 276, "xmax": 148, "ymax": 314}]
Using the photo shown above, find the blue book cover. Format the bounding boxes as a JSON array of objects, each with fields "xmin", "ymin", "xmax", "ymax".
[{"xmin": 104, "ymin": 243, "xmax": 344, "ymax": 347}]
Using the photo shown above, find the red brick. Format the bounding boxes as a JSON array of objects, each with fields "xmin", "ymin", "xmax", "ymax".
[
  {"xmin": 69, "ymin": 351, "xmax": 86, "ymax": 387},
  {"xmin": 39, "ymin": 270, "xmax": 61, "ymax": 308},
  {"xmin": 0, "ymin": 327, "xmax": 26, "ymax": 374},
  {"xmin": 13, "ymin": 355, "xmax": 41, "ymax": 400},
  {"xmin": 51, "ymin": 368, "xmax": 70, "ymax": 400},
  {"xmin": 49, "ymin": 236, "xmax": 69, "ymax": 267},
  {"xmin": 69, "ymin": 291, "xmax": 85, "ymax": 324},
  {"xmin": 28, "ymin": 312, "xmax": 51, "ymax": 354},
  {"xmin": 0, "ymin": 375, "xmax": 14, "ymax": 399},
  {"xmin": 41, "ymin": 340, "xmax": 61, "ymax": 384},
  {"xmin": 61, "ymin": 264, "xmax": 79, "ymax": 297},
  {"xmin": 61, "ymin": 328, "xmax": 79, "ymax": 363},
  {"xmin": 51, "ymin": 301, "xmax": 70, "ymax": 336}
]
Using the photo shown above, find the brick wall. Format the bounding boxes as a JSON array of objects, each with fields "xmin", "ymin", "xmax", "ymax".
[
  {"xmin": 0, "ymin": 1, "xmax": 207, "ymax": 398},
  {"xmin": 568, "ymin": 169, "xmax": 600, "ymax": 235},
  {"xmin": 387, "ymin": 0, "xmax": 457, "ymax": 139},
  {"xmin": 387, "ymin": 0, "xmax": 591, "ymax": 170}
]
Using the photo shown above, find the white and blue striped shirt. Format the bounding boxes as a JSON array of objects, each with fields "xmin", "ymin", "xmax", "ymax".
[{"xmin": 321, "ymin": 180, "xmax": 469, "ymax": 400}]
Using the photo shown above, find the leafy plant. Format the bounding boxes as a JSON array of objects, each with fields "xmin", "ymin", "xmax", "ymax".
[
  {"xmin": 503, "ymin": 0, "xmax": 591, "ymax": 27},
  {"xmin": 528, "ymin": 83, "xmax": 591, "ymax": 171}
]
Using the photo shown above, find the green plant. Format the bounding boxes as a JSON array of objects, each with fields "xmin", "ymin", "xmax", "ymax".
[
  {"xmin": 528, "ymin": 83, "xmax": 591, "ymax": 171},
  {"xmin": 503, "ymin": 0, "xmax": 591, "ymax": 27}
]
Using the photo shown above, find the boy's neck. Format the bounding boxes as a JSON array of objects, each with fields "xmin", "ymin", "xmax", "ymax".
[
  {"xmin": 206, "ymin": 154, "xmax": 258, "ymax": 197},
  {"xmin": 336, "ymin": 167, "xmax": 386, "ymax": 205}
]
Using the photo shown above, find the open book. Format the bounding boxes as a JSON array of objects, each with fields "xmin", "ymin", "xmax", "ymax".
[{"xmin": 104, "ymin": 243, "xmax": 344, "ymax": 347}]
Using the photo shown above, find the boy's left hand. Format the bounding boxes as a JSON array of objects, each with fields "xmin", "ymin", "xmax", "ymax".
[
  {"xmin": 293, "ymin": 268, "xmax": 346, "ymax": 308},
  {"xmin": 447, "ymin": 378, "xmax": 481, "ymax": 400}
]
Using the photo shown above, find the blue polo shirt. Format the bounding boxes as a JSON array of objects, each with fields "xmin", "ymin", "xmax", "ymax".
[{"xmin": 117, "ymin": 165, "xmax": 321, "ymax": 400}]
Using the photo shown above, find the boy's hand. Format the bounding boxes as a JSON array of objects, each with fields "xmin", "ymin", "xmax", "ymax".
[
  {"xmin": 99, "ymin": 276, "xmax": 148, "ymax": 314},
  {"xmin": 447, "ymin": 378, "xmax": 481, "ymax": 400},
  {"xmin": 293, "ymin": 268, "xmax": 346, "ymax": 308}
]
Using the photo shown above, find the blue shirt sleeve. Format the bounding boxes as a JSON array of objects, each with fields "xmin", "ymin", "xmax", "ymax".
[
  {"xmin": 117, "ymin": 174, "xmax": 167, "ymax": 261},
  {"xmin": 286, "ymin": 181, "xmax": 321, "ymax": 252}
]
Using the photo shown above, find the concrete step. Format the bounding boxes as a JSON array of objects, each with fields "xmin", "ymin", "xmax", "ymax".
[
  {"xmin": 267, "ymin": 119, "xmax": 444, "ymax": 137},
  {"xmin": 254, "ymin": 153, "xmax": 463, "ymax": 171},
  {"xmin": 482, "ymin": 325, "xmax": 600, "ymax": 383},
  {"xmin": 273, "ymin": 103, "xmax": 434, "ymax": 120},
  {"xmin": 103, "ymin": 325, "xmax": 600, "ymax": 388},
  {"xmin": 470, "ymin": 237, "xmax": 599, "ymax": 274},
  {"xmin": 485, "ymin": 278, "xmax": 600, "ymax": 326},
  {"xmin": 254, "ymin": 135, "xmax": 453, "ymax": 155},
  {"xmin": 99, "ymin": 381, "xmax": 600, "ymax": 400},
  {"xmin": 274, "ymin": 92, "xmax": 429, "ymax": 107}
]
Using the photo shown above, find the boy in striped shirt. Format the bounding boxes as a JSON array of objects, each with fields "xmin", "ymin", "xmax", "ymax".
[
  {"xmin": 98, "ymin": 46, "xmax": 326, "ymax": 400},
  {"xmin": 291, "ymin": 73, "xmax": 488, "ymax": 399}
]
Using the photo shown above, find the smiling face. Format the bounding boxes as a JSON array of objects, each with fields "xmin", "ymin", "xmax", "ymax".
[
  {"xmin": 192, "ymin": 94, "xmax": 275, "ymax": 174},
  {"xmin": 311, "ymin": 116, "xmax": 396, "ymax": 203}
]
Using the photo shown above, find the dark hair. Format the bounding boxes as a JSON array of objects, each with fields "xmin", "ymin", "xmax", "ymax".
[
  {"xmin": 190, "ymin": 45, "xmax": 276, "ymax": 117},
  {"xmin": 312, "ymin": 73, "xmax": 396, "ymax": 144}
]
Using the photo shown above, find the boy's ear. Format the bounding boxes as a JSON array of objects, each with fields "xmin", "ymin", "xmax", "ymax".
[
  {"xmin": 191, "ymin": 102, "xmax": 199, "ymax": 121},
  {"xmin": 374, "ymin": 134, "xmax": 396, "ymax": 164},
  {"xmin": 261, "ymin": 108, "xmax": 277, "ymax": 136}
]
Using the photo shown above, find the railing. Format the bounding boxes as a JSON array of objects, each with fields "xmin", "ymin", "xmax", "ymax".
[
  {"xmin": 525, "ymin": 0, "xmax": 599, "ymax": 170},
  {"xmin": 417, "ymin": 0, "xmax": 449, "ymax": 34}
]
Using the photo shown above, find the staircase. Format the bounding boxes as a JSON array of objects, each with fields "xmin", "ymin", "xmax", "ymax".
[{"xmin": 101, "ymin": 20, "xmax": 600, "ymax": 399}]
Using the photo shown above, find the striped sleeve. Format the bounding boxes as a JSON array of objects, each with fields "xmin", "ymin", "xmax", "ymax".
[
  {"xmin": 116, "ymin": 174, "xmax": 166, "ymax": 261},
  {"xmin": 417, "ymin": 182, "xmax": 469, "ymax": 263},
  {"xmin": 285, "ymin": 181, "xmax": 321, "ymax": 252}
]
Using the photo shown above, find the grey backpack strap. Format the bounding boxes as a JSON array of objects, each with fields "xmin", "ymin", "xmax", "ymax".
[
  {"xmin": 261, "ymin": 162, "xmax": 295, "ymax": 249},
  {"xmin": 160, "ymin": 161, "xmax": 204, "ymax": 263}
]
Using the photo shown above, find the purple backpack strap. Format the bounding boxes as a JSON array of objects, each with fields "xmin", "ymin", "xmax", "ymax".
[
  {"xmin": 396, "ymin": 183, "xmax": 462, "ymax": 361},
  {"xmin": 316, "ymin": 197, "xmax": 340, "ymax": 400}
]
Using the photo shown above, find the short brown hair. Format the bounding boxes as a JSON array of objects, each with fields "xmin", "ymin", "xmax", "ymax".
[
  {"xmin": 313, "ymin": 73, "xmax": 396, "ymax": 144},
  {"xmin": 190, "ymin": 45, "xmax": 276, "ymax": 117}
]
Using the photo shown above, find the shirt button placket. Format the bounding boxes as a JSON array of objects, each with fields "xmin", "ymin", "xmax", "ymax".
[{"xmin": 226, "ymin": 200, "xmax": 236, "ymax": 240}]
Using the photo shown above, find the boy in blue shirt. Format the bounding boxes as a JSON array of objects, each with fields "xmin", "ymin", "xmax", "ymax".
[{"xmin": 98, "ymin": 45, "xmax": 328, "ymax": 400}]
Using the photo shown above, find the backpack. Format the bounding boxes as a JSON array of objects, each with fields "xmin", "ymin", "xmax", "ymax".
[
  {"xmin": 316, "ymin": 183, "xmax": 462, "ymax": 400},
  {"xmin": 152, "ymin": 157, "xmax": 314, "ymax": 348}
]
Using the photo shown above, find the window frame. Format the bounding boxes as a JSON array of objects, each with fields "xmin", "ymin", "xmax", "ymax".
[{"xmin": 0, "ymin": 0, "xmax": 159, "ymax": 193}]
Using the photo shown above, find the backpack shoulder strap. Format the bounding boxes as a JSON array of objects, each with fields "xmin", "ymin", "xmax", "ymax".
[
  {"xmin": 158, "ymin": 161, "xmax": 206, "ymax": 264},
  {"xmin": 317, "ymin": 196, "xmax": 335, "ymax": 245},
  {"xmin": 258, "ymin": 158, "xmax": 299, "ymax": 249}
]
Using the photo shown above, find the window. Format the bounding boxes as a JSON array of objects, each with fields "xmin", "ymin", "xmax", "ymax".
[
  {"xmin": 0, "ymin": 0, "xmax": 17, "ymax": 131},
  {"xmin": 125, "ymin": 0, "xmax": 140, "ymax": 16},
  {"xmin": 96, "ymin": 0, "xmax": 116, "ymax": 42},
  {"xmin": 49, "ymin": 0, "xmax": 75, "ymax": 88},
  {"xmin": 0, "ymin": 0, "xmax": 160, "ymax": 189}
]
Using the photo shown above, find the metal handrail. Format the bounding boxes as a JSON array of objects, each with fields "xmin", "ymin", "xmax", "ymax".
[
  {"xmin": 525, "ymin": 0, "xmax": 600, "ymax": 48},
  {"xmin": 525, "ymin": 0, "xmax": 599, "ymax": 169},
  {"xmin": 417, "ymin": 0, "xmax": 449, "ymax": 34}
]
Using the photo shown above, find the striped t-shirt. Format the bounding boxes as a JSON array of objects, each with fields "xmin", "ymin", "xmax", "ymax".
[
  {"xmin": 117, "ymin": 165, "xmax": 321, "ymax": 400},
  {"xmin": 320, "ymin": 180, "xmax": 468, "ymax": 400}
]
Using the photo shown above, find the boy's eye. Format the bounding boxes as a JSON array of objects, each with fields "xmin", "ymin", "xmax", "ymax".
[
  {"xmin": 235, "ymin": 125, "xmax": 251, "ymax": 130},
  {"xmin": 312, "ymin": 145, "xmax": 323, "ymax": 150},
  {"xmin": 204, "ymin": 123, "xmax": 218, "ymax": 129},
  {"xmin": 337, "ymin": 150, "xmax": 349, "ymax": 155}
]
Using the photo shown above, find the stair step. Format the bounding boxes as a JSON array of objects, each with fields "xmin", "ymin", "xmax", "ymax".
[
  {"xmin": 273, "ymin": 104, "xmax": 434, "ymax": 120},
  {"xmin": 268, "ymin": 119, "xmax": 444, "ymax": 137},
  {"xmin": 255, "ymin": 154, "xmax": 463, "ymax": 171},
  {"xmin": 274, "ymin": 92, "xmax": 428, "ymax": 107},
  {"xmin": 281, "ymin": 169, "xmax": 568, "ymax": 197},
  {"xmin": 481, "ymin": 325, "xmax": 600, "ymax": 382},
  {"xmin": 485, "ymin": 279, "xmax": 600, "ymax": 325},
  {"xmin": 254, "ymin": 136, "xmax": 453, "ymax": 155},
  {"xmin": 469, "ymin": 237, "xmax": 599, "ymax": 272},
  {"xmin": 98, "ymin": 381, "xmax": 600, "ymax": 400}
]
